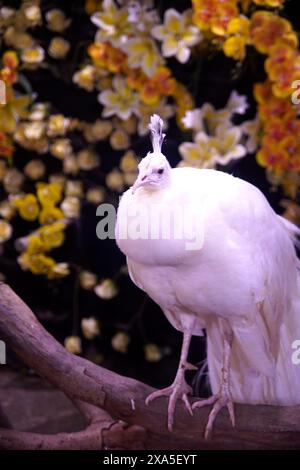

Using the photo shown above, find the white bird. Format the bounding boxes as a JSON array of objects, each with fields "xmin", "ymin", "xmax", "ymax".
[{"xmin": 115, "ymin": 114, "xmax": 300, "ymax": 438}]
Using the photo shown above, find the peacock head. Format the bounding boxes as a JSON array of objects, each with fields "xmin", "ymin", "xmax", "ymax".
[{"xmin": 132, "ymin": 114, "xmax": 171, "ymax": 194}]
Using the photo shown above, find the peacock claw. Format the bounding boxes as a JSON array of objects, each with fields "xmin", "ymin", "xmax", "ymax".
[
  {"xmin": 192, "ymin": 392, "xmax": 235, "ymax": 439},
  {"xmin": 145, "ymin": 379, "xmax": 193, "ymax": 432}
]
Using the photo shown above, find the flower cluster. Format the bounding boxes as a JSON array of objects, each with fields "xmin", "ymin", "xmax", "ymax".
[{"xmin": 179, "ymin": 91, "xmax": 256, "ymax": 168}]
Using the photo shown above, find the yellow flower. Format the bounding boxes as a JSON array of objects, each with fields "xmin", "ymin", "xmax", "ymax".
[
  {"xmin": 81, "ymin": 317, "xmax": 100, "ymax": 340},
  {"xmin": 24, "ymin": 159, "xmax": 46, "ymax": 180},
  {"xmin": 111, "ymin": 331, "xmax": 130, "ymax": 353},
  {"xmin": 223, "ymin": 36, "xmax": 247, "ymax": 61},
  {"xmin": 179, "ymin": 132, "xmax": 218, "ymax": 169},
  {"xmin": 38, "ymin": 222, "xmax": 66, "ymax": 250},
  {"xmin": 65, "ymin": 180, "xmax": 84, "ymax": 198},
  {"xmin": 227, "ymin": 16, "xmax": 250, "ymax": 36},
  {"xmin": 48, "ymin": 262, "xmax": 70, "ymax": 279},
  {"xmin": 79, "ymin": 270, "xmax": 98, "ymax": 290},
  {"xmin": 105, "ymin": 169, "xmax": 124, "ymax": 192},
  {"xmin": 27, "ymin": 235, "xmax": 46, "ymax": 255},
  {"xmin": 109, "ymin": 129, "xmax": 130, "ymax": 150},
  {"xmin": 4, "ymin": 27, "xmax": 34, "ymax": 50},
  {"xmin": 73, "ymin": 65, "xmax": 96, "ymax": 91},
  {"xmin": 25, "ymin": 253, "xmax": 56, "ymax": 275},
  {"xmin": 94, "ymin": 278, "xmax": 118, "ymax": 299},
  {"xmin": 50, "ymin": 138, "xmax": 73, "ymax": 158},
  {"xmin": 46, "ymin": 9, "xmax": 71, "ymax": 32},
  {"xmin": 47, "ymin": 114, "xmax": 70, "ymax": 137},
  {"xmin": 210, "ymin": 125, "xmax": 246, "ymax": 164},
  {"xmin": 21, "ymin": 46, "xmax": 45, "ymax": 66},
  {"xmin": 253, "ymin": 0, "xmax": 284, "ymax": 6},
  {"xmin": 61, "ymin": 196, "xmax": 80, "ymax": 218},
  {"xmin": 152, "ymin": 8, "xmax": 201, "ymax": 63},
  {"xmin": 3, "ymin": 168, "xmax": 24, "ymax": 194},
  {"xmin": 77, "ymin": 149, "xmax": 99, "ymax": 170},
  {"xmin": 64, "ymin": 336, "xmax": 82, "ymax": 354},
  {"xmin": 39, "ymin": 206, "xmax": 64, "ymax": 225},
  {"xmin": 86, "ymin": 187, "xmax": 106, "ymax": 204},
  {"xmin": 91, "ymin": 0, "xmax": 131, "ymax": 47},
  {"xmin": 36, "ymin": 182, "xmax": 62, "ymax": 206},
  {"xmin": 125, "ymin": 37, "xmax": 163, "ymax": 77},
  {"xmin": 144, "ymin": 343, "xmax": 163, "ymax": 363},
  {"xmin": 0, "ymin": 219, "xmax": 12, "ymax": 243},
  {"xmin": 83, "ymin": 119, "xmax": 113, "ymax": 142},
  {"xmin": 0, "ymin": 89, "xmax": 30, "ymax": 134},
  {"xmin": 98, "ymin": 75, "xmax": 139, "ymax": 120},
  {"xmin": 14, "ymin": 194, "xmax": 39, "ymax": 221},
  {"xmin": 48, "ymin": 37, "xmax": 71, "ymax": 59}
]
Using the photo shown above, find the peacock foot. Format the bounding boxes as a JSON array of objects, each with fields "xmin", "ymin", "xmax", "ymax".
[
  {"xmin": 145, "ymin": 375, "xmax": 193, "ymax": 432},
  {"xmin": 192, "ymin": 392, "xmax": 235, "ymax": 439}
]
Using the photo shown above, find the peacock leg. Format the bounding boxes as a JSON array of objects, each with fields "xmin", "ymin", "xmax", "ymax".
[
  {"xmin": 192, "ymin": 330, "xmax": 235, "ymax": 439},
  {"xmin": 145, "ymin": 330, "xmax": 194, "ymax": 432}
]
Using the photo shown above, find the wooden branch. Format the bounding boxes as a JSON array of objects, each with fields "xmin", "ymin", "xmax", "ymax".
[{"xmin": 0, "ymin": 282, "xmax": 300, "ymax": 449}]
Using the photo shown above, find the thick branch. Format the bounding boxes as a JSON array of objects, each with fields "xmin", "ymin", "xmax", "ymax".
[{"xmin": 0, "ymin": 283, "xmax": 300, "ymax": 449}]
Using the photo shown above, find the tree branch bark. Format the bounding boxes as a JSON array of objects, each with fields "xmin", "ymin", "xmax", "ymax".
[{"xmin": 0, "ymin": 282, "xmax": 300, "ymax": 449}]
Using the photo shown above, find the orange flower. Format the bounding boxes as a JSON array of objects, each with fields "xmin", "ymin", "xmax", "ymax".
[
  {"xmin": 140, "ymin": 67, "xmax": 175, "ymax": 105},
  {"xmin": 250, "ymin": 11, "xmax": 297, "ymax": 55},
  {"xmin": 254, "ymin": 81, "xmax": 273, "ymax": 104},
  {"xmin": 257, "ymin": 138, "xmax": 289, "ymax": 174},
  {"xmin": 88, "ymin": 42, "xmax": 126, "ymax": 73},
  {"xmin": 3, "ymin": 51, "xmax": 19, "ymax": 70},
  {"xmin": 0, "ymin": 132, "xmax": 13, "ymax": 158},
  {"xmin": 258, "ymin": 96, "xmax": 291, "ymax": 121},
  {"xmin": 264, "ymin": 118, "xmax": 290, "ymax": 142},
  {"xmin": 192, "ymin": 0, "xmax": 238, "ymax": 36}
]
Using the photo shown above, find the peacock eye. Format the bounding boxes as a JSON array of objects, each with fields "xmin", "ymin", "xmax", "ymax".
[{"xmin": 157, "ymin": 168, "xmax": 164, "ymax": 175}]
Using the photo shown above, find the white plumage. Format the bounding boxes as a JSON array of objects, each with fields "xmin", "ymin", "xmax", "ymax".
[{"xmin": 116, "ymin": 115, "xmax": 300, "ymax": 437}]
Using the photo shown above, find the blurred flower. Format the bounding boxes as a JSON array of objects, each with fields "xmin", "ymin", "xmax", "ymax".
[
  {"xmin": 91, "ymin": 0, "xmax": 131, "ymax": 46},
  {"xmin": 0, "ymin": 200, "xmax": 16, "ymax": 220},
  {"xmin": 0, "ymin": 89, "xmax": 30, "ymax": 134},
  {"xmin": 137, "ymin": 99, "xmax": 174, "ymax": 136},
  {"xmin": 61, "ymin": 196, "xmax": 80, "ymax": 218},
  {"xmin": 36, "ymin": 182, "xmax": 62, "ymax": 207},
  {"xmin": 47, "ymin": 114, "xmax": 70, "ymax": 137},
  {"xmin": 65, "ymin": 180, "xmax": 84, "ymax": 198},
  {"xmin": 39, "ymin": 222, "xmax": 66, "ymax": 250},
  {"xmin": 49, "ymin": 174, "xmax": 66, "ymax": 188},
  {"xmin": 14, "ymin": 194, "xmax": 39, "ymax": 221},
  {"xmin": 0, "ymin": 219, "xmax": 12, "ymax": 243},
  {"xmin": 24, "ymin": 159, "xmax": 46, "ymax": 180},
  {"xmin": 125, "ymin": 37, "xmax": 163, "ymax": 77},
  {"xmin": 111, "ymin": 331, "xmax": 130, "ymax": 353},
  {"xmin": 94, "ymin": 278, "xmax": 118, "ymax": 299},
  {"xmin": 77, "ymin": 149, "xmax": 99, "ymax": 170},
  {"xmin": 280, "ymin": 199, "xmax": 300, "ymax": 225},
  {"xmin": 48, "ymin": 262, "xmax": 70, "ymax": 279},
  {"xmin": 115, "ymin": 115, "xmax": 137, "ymax": 135},
  {"xmin": 98, "ymin": 75, "xmax": 139, "ymax": 120},
  {"xmin": 223, "ymin": 35, "xmax": 248, "ymax": 61},
  {"xmin": 23, "ymin": 5, "xmax": 42, "ymax": 26},
  {"xmin": 209, "ymin": 125, "xmax": 246, "ymax": 164},
  {"xmin": 106, "ymin": 169, "xmax": 124, "ymax": 192},
  {"xmin": 120, "ymin": 150, "xmax": 138, "ymax": 173},
  {"xmin": 226, "ymin": 91, "xmax": 248, "ymax": 115},
  {"xmin": 179, "ymin": 132, "xmax": 218, "ymax": 169},
  {"xmin": 50, "ymin": 138, "xmax": 73, "ymax": 159},
  {"xmin": 144, "ymin": 343, "xmax": 162, "ymax": 362},
  {"xmin": 39, "ymin": 206, "xmax": 64, "ymax": 225},
  {"xmin": 83, "ymin": 119, "xmax": 113, "ymax": 142},
  {"xmin": 0, "ymin": 132, "xmax": 14, "ymax": 158},
  {"xmin": 29, "ymin": 103, "xmax": 48, "ymax": 121},
  {"xmin": 0, "ymin": 161, "xmax": 7, "ymax": 181},
  {"xmin": 241, "ymin": 116, "xmax": 261, "ymax": 153},
  {"xmin": 18, "ymin": 253, "xmax": 56, "ymax": 275},
  {"xmin": 81, "ymin": 317, "xmax": 100, "ymax": 340},
  {"xmin": 152, "ymin": 8, "xmax": 201, "ymax": 63},
  {"xmin": 14, "ymin": 122, "xmax": 49, "ymax": 154},
  {"xmin": 250, "ymin": 11, "xmax": 297, "ymax": 55},
  {"xmin": 73, "ymin": 65, "xmax": 96, "ymax": 91},
  {"xmin": 3, "ymin": 168, "xmax": 24, "ymax": 194},
  {"xmin": 48, "ymin": 37, "xmax": 71, "ymax": 59},
  {"xmin": 4, "ymin": 27, "xmax": 34, "ymax": 50},
  {"xmin": 86, "ymin": 187, "xmax": 106, "ymax": 204},
  {"xmin": 79, "ymin": 270, "xmax": 98, "ymax": 290},
  {"xmin": 64, "ymin": 336, "xmax": 82, "ymax": 355},
  {"xmin": 110, "ymin": 129, "xmax": 130, "ymax": 150},
  {"xmin": 21, "ymin": 46, "xmax": 45, "ymax": 67},
  {"xmin": 46, "ymin": 9, "xmax": 71, "ymax": 32},
  {"xmin": 63, "ymin": 155, "xmax": 79, "ymax": 175}
]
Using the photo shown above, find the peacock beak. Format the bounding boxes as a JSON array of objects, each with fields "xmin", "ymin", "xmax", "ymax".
[{"xmin": 132, "ymin": 171, "xmax": 152, "ymax": 194}]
